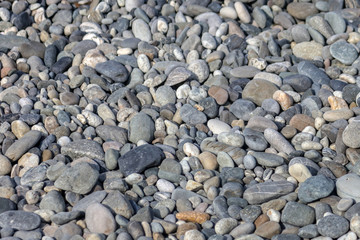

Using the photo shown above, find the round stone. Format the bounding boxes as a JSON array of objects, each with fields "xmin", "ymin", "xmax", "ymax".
[
  {"xmin": 330, "ymin": 40, "xmax": 358, "ymax": 65},
  {"xmin": 317, "ymin": 214, "xmax": 349, "ymax": 238}
]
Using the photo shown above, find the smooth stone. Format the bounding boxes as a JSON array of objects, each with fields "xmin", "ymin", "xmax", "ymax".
[
  {"xmin": 342, "ymin": 121, "xmax": 360, "ymax": 148},
  {"xmin": 281, "ymin": 201, "xmax": 315, "ymax": 227},
  {"xmin": 188, "ymin": 60, "xmax": 210, "ymax": 83},
  {"xmin": 217, "ymin": 132, "xmax": 245, "ymax": 148},
  {"xmin": 254, "ymin": 221, "xmax": 281, "ymax": 239},
  {"xmin": 323, "ymin": 109, "xmax": 354, "ymax": 122},
  {"xmin": 251, "ymin": 152, "xmax": 284, "ymax": 167},
  {"xmin": 330, "ymin": 40, "xmax": 358, "ymax": 65},
  {"xmin": 54, "ymin": 162, "xmax": 99, "ymax": 194},
  {"xmin": 230, "ymin": 99, "xmax": 256, "ymax": 121},
  {"xmin": 287, "ymin": 2, "xmax": 318, "ymax": 20},
  {"xmin": 39, "ymin": 190, "xmax": 66, "ymax": 213},
  {"xmin": 86, "ymin": 203, "xmax": 116, "ymax": 235},
  {"xmin": 243, "ymin": 181, "xmax": 296, "ymax": 204},
  {"xmin": 264, "ymin": 128, "xmax": 296, "ymax": 155},
  {"xmin": 61, "ymin": 139, "xmax": 105, "ymax": 160},
  {"xmin": 242, "ymin": 79, "xmax": 279, "ymax": 106},
  {"xmin": 95, "ymin": 60, "xmax": 129, "ymax": 83},
  {"xmin": 19, "ymin": 41, "xmax": 46, "ymax": 59},
  {"xmin": 165, "ymin": 67, "xmax": 192, "ymax": 86},
  {"xmin": 50, "ymin": 211, "xmax": 84, "ymax": 225},
  {"xmin": 298, "ymin": 175, "xmax": 335, "ymax": 203},
  {"xmin": 297, "ymin": 61, "xmax": 330, "ymax": 86},
  {"xmin": 243, "ymin": 128, "xmax": 268, "ymax": 151},
  {"xmin": 289, "ymin": 163, "xmax": 313, "ymax": 183},
  {"xmin": 51, "ymin": 57, "xmax": 72, "ymax": 74},
  {"xmin": 230, "ymin": 66, "xmax": 260, "ymax": 78},
  {"xmin": 317, "ymin": 215, "xmax": 349, "ymax": 238},
  {"xmin": 5, "ymin": 130, "xmax": 42, "ymax": 161},
  {"xmin": 118, "ymin": 144, "xmax": 165, "ymax": 176},
  {"xmin": 208, "ymin": 119, "xmax": 231, "ymax": 134},
  {"xmin": 155, "ymin": 85, "xmax": 176, "ymax": 106},
  {"xmin": 336, "ymin": 174, "xmax": 360, "ymax": 202},
  {"xmin": 324, "ymin": 12, "xmax": 346, "ymax": 34},
  {"xmin": 246, "ymin": 116, "xmax": 278, "ymax": 132},
  {"xmin": 308, "ymin": 15, "xmax": 334, "ymax": 39},
  {"xmin": 129, "ymin": 112, "xmax": 155, "ymax": 143},
  {"xmin": 0, "ymin": 155, "xmax": 12, "ymax": 175},
  {"xmin": 293, "ymin": 41, "xmax": 323, "ymax": 60},
  {"xmin": 215, "ymin": 218, "xmax": 238, "ymax": 235},
  {"xmin": 132, "ymin": 19, "xmax": 152, "ymax": 42},
  {"xmin": 0, "ymin": 211, "xmax": 41, "ymax": 231},
  {"xmin": 282, "ymin": 74, "xmax": 312, "ymax": 92}
]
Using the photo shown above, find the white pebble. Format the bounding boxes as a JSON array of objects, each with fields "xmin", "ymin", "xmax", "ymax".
[
  {"xmin": 183, "ymin": 142, "xmax": 200, "ymax": 157},
  {"xmin": 267, "ymin": 209, "xmax": 281, "ymax": 222},
  {"xmin": 137, "ymin": 54, "xmax": 151, "ymax": 73},
  {"xmin": 156, "ymin": 179, "xmax": 175, "ymax": 193}
]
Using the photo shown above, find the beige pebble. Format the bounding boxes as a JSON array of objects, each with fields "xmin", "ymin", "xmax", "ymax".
[
  {"xmin": 328, "ymin": 96, "xmax": 349, "ymax": 110},
  {"xmin": 234, "ymin": 2, "xmax": 251, "ymax": 23},
  {"xmin": 273, "ymin": 90, "xmax": 293, "ymax": 110},
  {"xmin": 289, "ymin": 163, "xmax": 312, "ymax": 183},
  {"xmin": 183, "ymin": 142, "xmax": 200, "ymax": 157}
]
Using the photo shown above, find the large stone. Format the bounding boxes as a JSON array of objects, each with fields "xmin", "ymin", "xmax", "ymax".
[
  {"xmin": 242, "ymin": 79, "xmax": 279, "ymax": 106},
  {"xmin": 85, "ymin": 203, "xmax": 116, "ymax": 235},
  {"xmin": 0, "ymin": 211, "xmax": 41, "ymax": 231},
  {"xmin": 243, "ymin": 181, "xmax": 296, "ymax": 204},
  {"xmin": 5, "ymin": 130, "xmax": 42, "ymax": 161},
  {"xmin": 298, "ymin": 175, "xmax": 335, "ymax": 203},
  {"xmin": 281, "ymin": 202, "xmax": 315, "ymax": 227},
  {"xmin": 54, "ymin": 162, "xmax": 99, "ymax": 194},
  {"xmin": 61, "ymin": 139, "xmax": 105, "ymax": 161},
  {"xmin": 342, "ymin": 122, "xmax": 360, "ymax": 148},
  {"xmin": 337, "ymin": 174, "xmax": 360, "ymax": 202},
  {"xmin": 118, "ymin": 144, "xmax": 165, "ymax": 176}
]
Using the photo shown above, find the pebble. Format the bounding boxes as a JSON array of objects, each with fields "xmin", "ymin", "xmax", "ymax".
[
  {"xmin": 317, "ymin": 214, "xmax": 350, "ymax": 238},
  {"xmin": 85, "ymin": 203, "xmax": 116, "ymax": 235}
]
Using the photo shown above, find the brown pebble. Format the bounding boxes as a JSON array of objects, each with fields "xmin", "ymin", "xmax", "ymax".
[
  {"xmin": 176, "ymin": 211, "xmax": 210, "ymax": 224},
  {"xmin": 254, "ymin": 221, "xmax": 281, "ymax": 239},
  {"xmin": 289, "ymin": 114, "xmax": 315, "ymax": 131},
  {"xmin": 281, "ymin": 125, "xmax": 297, "ymax": 139},
  {"xmin": 198, "ymin": 151, "xmax": 218, "ymax": 170},
  {"xmin": 42, "ymin": 150, "xmax": 53, "ymax": 161},
  {"xmin": 208, "ymin": 86, "xmax": 229, "ymax": 105},
  {"xmin": 254, "ymin": 214, "xmax": 270, "ymax": 228}
]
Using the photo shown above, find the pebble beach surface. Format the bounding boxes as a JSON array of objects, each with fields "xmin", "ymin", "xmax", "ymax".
[{"xmin": 1, "ymin": 0, "xmax": 360, "ymax": 239}]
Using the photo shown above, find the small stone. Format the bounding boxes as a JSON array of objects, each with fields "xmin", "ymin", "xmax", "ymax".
[
  {"xmin": 207, "ymin": 119, "xmax": 231, "ymax": 134},
  {"xmin": 337, "ymin": 174, "xmax": 360, "ymax": 202},
  {"xmin": 273, "ymin": 90, "xmax": 293, "ymax": 110},
  {"xmin": 5, "ymin": 130, "xmax": 42, "ymax": 161},
  {"xmin": 176, "ymin": 211, "xmax": 210, "ymax": 224},
  {"xmin": 293, "ymin": 41, "xmax": 323, "ymax": 60},
  {"xmin": 242, "ymin": 79, "xmax": 279, "ymax": 106},
  {"xmin": 289, "ymin": 163, "xmax": 312, "ymax": 183},
  {"xmin": 198, "ymin": 152, "xmax": 218, "ymax": 170},
  {"xmin": 129, "ymin": 112, "xmax": 155, "ymax": 143},
  {"xmin": 287, "ymin": 2, "xmax": 318, "ymax": 20},
  {"xmin": 180, "ymin": 104, "xmax": 207, "ymax": 125},
  {"xmin": 342, "ymin": 122, "xmax": 360, "ymax": 148},
  {"xmin": 0, "ymin": 155, "xmax": 12, "ymax": 176}
]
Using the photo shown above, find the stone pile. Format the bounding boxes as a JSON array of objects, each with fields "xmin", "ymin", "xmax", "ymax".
[{"xmin": 0, "ymin": 0, "xmax": 360, "ymax": 240}]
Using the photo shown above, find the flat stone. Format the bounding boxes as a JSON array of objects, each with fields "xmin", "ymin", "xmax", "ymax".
[
  {"xmin": 264, "ymin": 128, "xmax": 296, "ymax": 155},
  {"xmin": 330, "ymin": 40, "xmax": 358, "ymax": 65},
  {"xmin": 61, "ymin": 139, "xmax": 105, "ymax": 160},
  {"xmin": 242, "ymin": 79, "xmax": 279, "ymax": 106},
  {"xmin": 95, "ymin": 60, "xmax": 129, "ymax": 83},
  {"xmin": 165, "ymin": 67, "xmax": 192, "ymax": 86},
  {"xmin": 118, "ymin": 144, "xmax": 165, "ymax": 176},
  {"xmin": 293, "ymin": 41, "xmax": 323, "ymax": 60},
  {"xmin": 250, "ymin": 152, "xmax": 284, "ymax": 167},
  {"xmin": 243, "ymin": 181, "xmax": 296, "ymax": 204},
  {"xmin": 323, "ymin": 109, "xmax": 354, "ymax": 122},
  {"xmin": 254, "ymin": 221, "xmax": 281, "ymax": 239},
  {"xmin": 96, "ymin": 125, "xmax": 127, "ymax": 144},
  {"xmin": 0, "ymin": 211, "xmax": 41, "ymax": 231},
  {"xmin": 132, "ymin": 19, "xmax": 152, "ymax": 42},
  {"xmin": 289, "ymin": 114, "xmax": 315, "ymax": 131},
  {"xmin": 230, "ymin": 66, "xmax": 260, "ymax": 78},
  {"xmin": 287, "ymin": 2, "xmax": 318, "ymax": 20}
]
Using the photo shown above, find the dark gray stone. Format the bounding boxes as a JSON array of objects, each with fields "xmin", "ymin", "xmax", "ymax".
[
  {"xmin": 180, "ymin": 104, "xmax": 207, "ymax": 125},
  {"xmin": 118, "ymin": 144, "xmax": 165, "ymax": 176},
  {"xmin": 230, "ymin": 99, "xmax": 256, "ymax": 121},
  {"xmin": 281, "ymin": 202, "xmax": 315, "ymax": 227},
  {"xmin": 95, "ymin": 60, "xmax": 129, "ymax": 83},
  {"xmin": 51, "ymin": 57, "xmax": 73, "ymax": 74},
  {"xmin": 298, "ymin": 175, "xmax": 335, "ymax": 203},
  {"xmin": 297, "ymin": 61, "xmax": 330, "ymax": 86}
]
